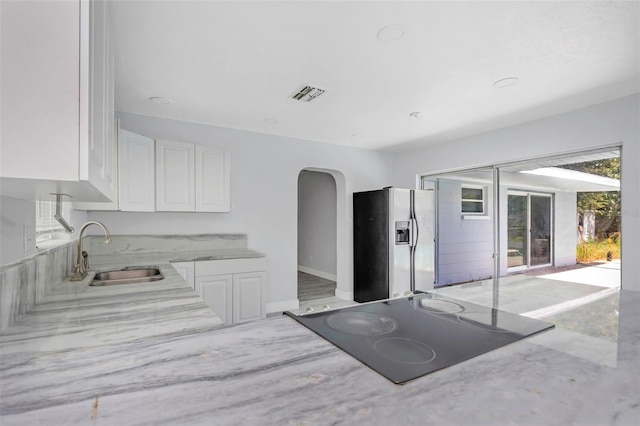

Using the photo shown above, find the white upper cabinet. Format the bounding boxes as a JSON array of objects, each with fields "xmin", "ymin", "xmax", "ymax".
[
  {"xmin": 118, "ymin": 130, "xmax": 156, "ymax": 211},
  {"xmin": 75, "ymin": 126, "xmax": 156, "ymax": 211},
  {"xmin": 156, "ymin": 140, "xmax": 230, "ymax": 212},
  {"xmin": 155, "ymin": 140, "xmax": 196, "ymax": 212},
  {"xmin": 195, "ymin": 146, "xmax": 231, "ymax": 212},
  {"xmin": 77, "ymin": 132, "xmax": 229, "ymax": 213},
  {"xmin": 84, "ymin": 0, "xmax": 117, "ymax": 201},
  {"xmin": 0, "ymin": 0, "xmax": 116, "ymax": 202}
]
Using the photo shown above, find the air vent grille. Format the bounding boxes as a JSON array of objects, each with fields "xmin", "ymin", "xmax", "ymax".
[{"xmin": 292, "ymin": 85, "xmax": 325, "ymax": 102}]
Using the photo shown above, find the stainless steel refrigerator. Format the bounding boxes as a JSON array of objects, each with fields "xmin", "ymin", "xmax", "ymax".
[{"xmin": 353, "ymin": 187, "xmax": 435, "ymax": 303}]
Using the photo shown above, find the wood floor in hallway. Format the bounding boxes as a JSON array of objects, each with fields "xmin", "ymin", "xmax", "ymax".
[{"xmin": 297, "ymin": 271, "xmax": 336, "ymax": 302}]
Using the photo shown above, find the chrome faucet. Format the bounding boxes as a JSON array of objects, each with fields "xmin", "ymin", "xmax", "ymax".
[{"xmin": 70, "ymin": 221, "xmax": 112, "ymax": 281}]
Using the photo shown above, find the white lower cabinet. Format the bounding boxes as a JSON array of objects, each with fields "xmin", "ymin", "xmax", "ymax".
[
  {"xmin": 232, "ymin": 271, "xmax": 267, "ymax": 324},
  {"xmin": 197, "ymin": 274, "xmax": 233, "ymax": 325},
  {"xmin": 195, "ymin": 258, "xmax": 267, "ymax": 325}
]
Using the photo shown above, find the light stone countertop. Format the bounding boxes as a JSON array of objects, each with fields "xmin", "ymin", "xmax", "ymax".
[
  {"xmin": 1, "ymin": 249, "xmax": 639, "ymax": 425},
  {"xmin": 90, "ymin": 247, "xmax": 266, "ymax": 267}
]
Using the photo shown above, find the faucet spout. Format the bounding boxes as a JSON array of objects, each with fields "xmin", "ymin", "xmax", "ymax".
[{"xmin": 70, "ymin": 221, "xmax": 112, "ymax": 281}]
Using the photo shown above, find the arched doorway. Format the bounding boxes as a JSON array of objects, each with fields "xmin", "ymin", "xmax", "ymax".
[{"xmin": 297, "ymin": 170, "xmax": 337, "ymax": 303}]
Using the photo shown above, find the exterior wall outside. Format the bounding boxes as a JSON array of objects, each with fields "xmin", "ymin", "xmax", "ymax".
[
  {"xmin": 436, "ymin": 177, "xmax": 578, "ymax": 286},
  {"xmin": 554, "ymin": 192, "xmax": 579, "ymax": 267},
  {"xmin": 436, "ymin": 179, "xmax": 493, "ymax": 286}
]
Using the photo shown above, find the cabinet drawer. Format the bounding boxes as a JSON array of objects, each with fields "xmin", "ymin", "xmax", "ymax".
[{"xmin": 195, "ymin": 257, "xmax": 266, "ymax": 276}]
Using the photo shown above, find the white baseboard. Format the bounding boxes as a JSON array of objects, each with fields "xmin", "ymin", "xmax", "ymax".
[
  {"xmin": 335, "ymin": 288, "xmax": 353, "ymax": 301},
  {"xmin": 298, "ymin": 265, "xmax": 337, "ymax": 282},
  {"xmin": 266, "ymin": 298, "xmax": 299, "ymax": 314}
]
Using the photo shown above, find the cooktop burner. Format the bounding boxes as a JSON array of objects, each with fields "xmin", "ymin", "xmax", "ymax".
[
  {"xmin": 285, "ymin": 293, "xmax": 554, "ymax": 384},
  {"xmin": 326, "ymin": 311, "xmax": 397, "ymax": 336},
  {"xmin": 374, "ymin": 338, "xmax": 436, "ymax": 364},
  {"xmin": 416, "ymin": 298, "xmax": 465, "ymax": 314}
]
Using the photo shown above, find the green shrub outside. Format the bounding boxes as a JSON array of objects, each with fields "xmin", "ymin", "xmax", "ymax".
[{"xmin": 577, "ymin": 236, "xmax": 620, "ymax": 263}]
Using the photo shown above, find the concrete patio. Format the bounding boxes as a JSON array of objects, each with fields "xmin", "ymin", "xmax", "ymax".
[
  {"xmin": 434, "ymin": 260, "xmax": 621, "ymax": 316},
  {"xmin": 434, "ymin": 260, "xmax": 622, "ymax": 367}
]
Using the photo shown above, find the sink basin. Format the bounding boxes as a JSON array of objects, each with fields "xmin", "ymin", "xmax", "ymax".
[{"xmin": 89, "ymin": 268, "xmax": 164, "ymax": 286}]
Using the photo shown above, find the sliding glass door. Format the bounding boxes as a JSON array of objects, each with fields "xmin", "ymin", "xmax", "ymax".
[
  {"xmin": 508, "ymin": 191, "xmax": 552, "ymax": 270},
  {"xmin": 507, "ymin": 194, "xmax": 528, "ymax": 268},
  {"xmin": 530, "ymin": 195, "xmax": 552, "ymax": 266}
]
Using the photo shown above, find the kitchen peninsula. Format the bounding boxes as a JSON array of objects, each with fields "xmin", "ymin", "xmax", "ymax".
[{"xmin": 1, "ymin": 243, "xmax": 638, "ymax": 425}]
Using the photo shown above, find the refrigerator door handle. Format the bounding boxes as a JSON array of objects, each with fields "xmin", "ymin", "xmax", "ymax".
[
  {"xmin": 410, "ymin": 218, "xmax": 419, "ymax": 247},
  {"xmin": 409, "ymin": 190, "xmax": 419, "ymax": 247}
]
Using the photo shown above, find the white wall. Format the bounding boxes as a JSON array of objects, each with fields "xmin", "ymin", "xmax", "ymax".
[
  {"xmin": 0, "ymin": 196, "xmax": 36, "ymax": 265},
  {"xmin": 0, "ymin": 196, "xmax": 87, "ymax": 267},
  {"xmin": 393, "ymin": 94, "xmax": 640, "ymax": 291},
  {"xmin": 297, "ymin": 171, "xmax": 337, "ymax": 279},
  {"xmin": 87, "ymin": 112, "xmax": 395, "ymax": 311},
  {"xmin": 554, "ymin": 192, "xmax": 579, "ymax": 268}
]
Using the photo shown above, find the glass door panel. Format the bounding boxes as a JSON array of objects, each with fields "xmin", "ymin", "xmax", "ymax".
[
  {"xmin": 507, "ymin": 194, "xmax": 528, "ymax": 268},
  {"xmin": 530, "ymin": 195, "xmax": 551, "ymax": 266}
]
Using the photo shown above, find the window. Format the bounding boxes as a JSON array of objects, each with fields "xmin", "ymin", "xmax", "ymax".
[
  {"xmin": 461, "ymin": 186, "xmax": 485, "ymax": 214},
  {"xmin": 35, "ymin": 200, "xmax": 73, "ymax": 244}
]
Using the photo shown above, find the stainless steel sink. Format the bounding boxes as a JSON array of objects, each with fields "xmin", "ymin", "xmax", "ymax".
[{"xmin": 89, "ymin": 268, "xmax": 164, "ymax": 286}]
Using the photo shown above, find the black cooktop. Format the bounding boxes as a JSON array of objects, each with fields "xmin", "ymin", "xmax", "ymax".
[{"xmin": 285, "ymin": 293, "xmax": 554, "ymax": 384}]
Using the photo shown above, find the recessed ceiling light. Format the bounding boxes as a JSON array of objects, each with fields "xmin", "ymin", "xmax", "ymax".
[
  {"xmin": 409, "ymin": 112, "xmax": 423, "ymax": 119},
  {"xmin": 148, "ymin": 96, "xmax": 172, "ymax": 104},
  {"xmin": 377, "ymin": 24, "xmax": 405, "ymax": 42},
  {"xmin": 492, "ymin": 77, "xmax": 519, "ymax": 88},
  {"xmin": 264, "ymin": 117, "xmax": 279, "ymax": 124}
]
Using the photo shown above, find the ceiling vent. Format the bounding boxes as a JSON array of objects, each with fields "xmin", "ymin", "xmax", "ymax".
[{"xmin": 292, "ymin": 85, "xmax": 325, "ymax": 102}]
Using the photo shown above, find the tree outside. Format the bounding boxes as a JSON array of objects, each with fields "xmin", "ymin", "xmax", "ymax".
[{"xmin": 560, "ymin": 157, "xmax": 621, "ymax": 261}]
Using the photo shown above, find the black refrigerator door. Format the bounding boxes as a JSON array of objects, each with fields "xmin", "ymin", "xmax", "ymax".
[{"xmin": 353, "ymin": 189, "xmax": 389, "ymax": 302}]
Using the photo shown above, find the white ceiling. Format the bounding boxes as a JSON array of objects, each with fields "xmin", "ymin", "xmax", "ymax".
[{"xmin": 110, "ymin": 1, "xmax": 640, "ymax": 152}]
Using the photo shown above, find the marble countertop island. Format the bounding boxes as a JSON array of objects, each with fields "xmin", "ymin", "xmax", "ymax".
[{"xmin": 1, "ymin": 249, "xmax": 639, "ymax": 425}]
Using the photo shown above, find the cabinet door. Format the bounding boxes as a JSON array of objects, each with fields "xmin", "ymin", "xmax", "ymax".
[
  {"xmin": 172, "ymin": 262, "xmax": 195, "ymax": 290},
  {"xmin": 0, "ymin": 0, "xmax": 117, "ymax": 203},
  {"xmin": 119, "ymin": 129, "xmax": 155, "ymax": 211},
  {"xmin": 85, "ymin": 0, "xmax": 106, "ymax": 195},
  {"xmin": 79, "ymin": 0, "xmax": 116, "ymax": 202},
  {"xmin": 104, "ymin": 10, "xmax": 117, "ymax": 200},
  {"xmin": 233, "ymin": 271, "xmax": 266, "ymax": 324},
  {"xmin": 195, "ymin": 146, "xmax": 231, "ymax": 212},
  {"xmin": 73, "ymin": 118, "xmax": 120, "ymax": 211},
  {"xmin": 0, "ymin": 0, "xmax": 80, "ymax": 181},
  {"xmin": 196, "ymin": 275, "xmax": 233, "ymax": 325},
  {"xmin": 156, "ymin": 140, "xmax": 195, "ymax": 211}
]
